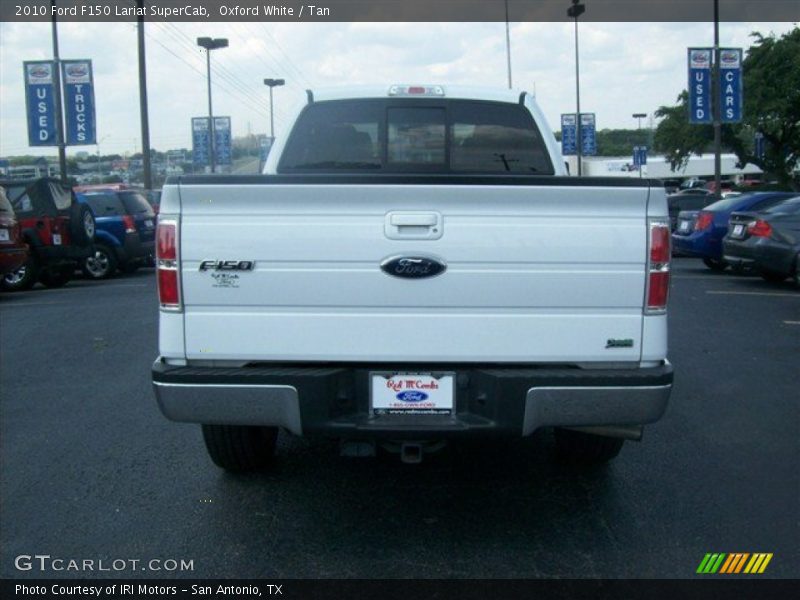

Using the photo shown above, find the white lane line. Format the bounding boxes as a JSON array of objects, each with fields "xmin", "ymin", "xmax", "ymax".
[
  {"xmin": 784, "ymin": 321, "xmax": 800, "ymax": 325},
  {"xmin": 706, "ymin": 290, "xmax": 799, "ymax": 298}
]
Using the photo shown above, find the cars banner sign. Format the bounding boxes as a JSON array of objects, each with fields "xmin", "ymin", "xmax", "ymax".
[
  {"xmin": 688, "ymin": 48, "xmax": 713, "ymax": 124},
  {"xmin": 560, "ymin": 114, "xmax": 577, "ymax": 156},
  {"xmin": 23, "ymin": 61, "xmax": 58, "ymax": 146},
  {"xmin": 61, "ymin": 60, "xmax": 97, "ymax": 145},
  {"xmin": 718, "ymin": 48, "xmax": 743, "ymax": 123}
]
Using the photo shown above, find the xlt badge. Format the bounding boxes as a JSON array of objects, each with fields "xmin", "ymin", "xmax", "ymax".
[{"xmin": 199, "ymin": 260, "xmax": 255, "ymax": 272}]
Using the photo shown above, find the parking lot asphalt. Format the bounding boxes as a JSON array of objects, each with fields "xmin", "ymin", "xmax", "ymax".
[{"xmin": 1, "ymin": 258, "xmax": 798, "ymax": 579}]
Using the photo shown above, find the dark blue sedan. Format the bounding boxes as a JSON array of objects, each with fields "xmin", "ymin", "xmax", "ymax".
[{"xmin": 671, "ymin": 191, "xmax": 796, "ymax": 271}]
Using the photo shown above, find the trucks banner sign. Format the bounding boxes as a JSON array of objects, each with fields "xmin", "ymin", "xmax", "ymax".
[
  {"xmin": 213, "ymin": 117, "xmax": 232, "ymax": 166},
  {"xmin": 23, "ymin": 61, "xmax": 58, "ymax": 146},
  {"xmin": 61, "ymin": 59, "xmax": 96, "ymax": 145},
  {"xmin": 688, "ymin": 48, "xmax": 713, "ymax": 124},
  {"xmin": 192, "ymin": 117, "xmax": 211, "ymax": 166},
  {"xmin": 718, "ymin": 48, "xmax": 743, "ymax": 123}
]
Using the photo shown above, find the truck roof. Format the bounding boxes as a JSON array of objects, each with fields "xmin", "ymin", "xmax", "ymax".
[{"xmin": 310, "ymin": 85, "xmax": 525, "ymax": 104}]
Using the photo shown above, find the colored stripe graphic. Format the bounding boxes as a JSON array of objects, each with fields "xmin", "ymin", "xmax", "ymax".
[
  {"xmin": 697, "ymin": 553, "xmax": 727, "ymax": 574},
  {"xmin": 719, "ymin": 554, "xmax": 736, "ymax": 574}
]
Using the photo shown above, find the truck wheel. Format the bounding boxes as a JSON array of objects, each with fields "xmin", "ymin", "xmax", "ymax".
[
  {"xmin": 39, "ymin": 267, "xmax": 72, "ymax": 288},
  {"xmin": 83, "ymin": 245, "xmax": 117, "ymax": 279},
  {"xmin": 702, "ymin": 257, "xmax": 727, "ymax": 272},
  {"xmin": 553, "ymin": 428, "xmax": 624, "ymax": 465},
  {"xmin": 1, "ymin": 257, "xmax": 39, "ymax": 291},
  {"xmin": 201, "ymin": 425, "xmax": 278, "ymax": 472}
]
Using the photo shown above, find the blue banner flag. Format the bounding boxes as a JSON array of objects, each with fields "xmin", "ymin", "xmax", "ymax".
[
  {"xmin": 688, "ymin": 48, "xmax": 713, "ymax": 124},
  {"xmin": 719, "ymin": 48, "xmax": 743, "ymax": 123},
  {"xmin": 23, "ymin": 61, "xmax": 58, "ymax": 146},
  {"xmin": 754, "ymin": 132, "xmax": 765, "ymax": 160},
  {"xmin": 61, "ymin": 60, "xmax": 97, "ymax": 145},
  {"xmin": 580, "ymin": 113, "xmax": 596, "ymax": 156},
  {"xmin": 560, "ymin": 114, "xmax": 577, "ymax": 156},
  {"xmin": 633, "ymin": 146, "xmax": 648, "ymax": 167},
  {"xmin": 192, "ymin": 118, "xmax": 211, "ymax": 167},
  {"xmin": 213, "ymin": 117, "xmax": 232, "ymax": 166}
]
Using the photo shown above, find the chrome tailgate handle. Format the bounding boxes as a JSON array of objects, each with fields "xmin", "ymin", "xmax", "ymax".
[{"xmin": 385, "ymin": 211, "xmax": 443, "ymax": 240}]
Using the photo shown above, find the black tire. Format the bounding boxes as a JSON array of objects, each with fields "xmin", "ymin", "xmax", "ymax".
[
  {"xmin": 201, "ymin": 425, "xmax": 278, "ymax": 472},
  {"xmin": 554, "ymin": 428, "xmax": 625, "ymax": 465},
  {"xmin": 70, "ymin": 203, "xmax": 96, "ymax": 247},
  {"xmin": 759, "ymin": 270, "xmax": 787, "ymax": 283},
  {"xmin": 38, "ymin": 267, "xmax": 72, "ymax": 288},
  {"xmin": 702, "ymin": 257, "xmax": 727, "ymax": 272},
  {"xmin": 1, "ymin": 257, "xmax": 39, "ymax": 291},
  {"xmin": 82, "ymin": 245, "xmax": 117, "ymax": 279}
]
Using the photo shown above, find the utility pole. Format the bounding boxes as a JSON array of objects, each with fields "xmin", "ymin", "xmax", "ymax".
[
  {"xmin": 712, "ymin": 0, "xmax": 722, "ymax": 199},
  {"xmin": 50, "ymin": 0, "xmax": 67, "ymax": 183},
  {"xmin": 137, "ymin": 0, "xmax": 152, "ymax": 189},
  {"xmin": 505, "ymin": 0, "xmax": 512, "ymax": 89},
  {"xmin": 568, "ymin": 0, "xmax": 586, "ymax": 176},
  {"xmin": 633, "ymin": 113, "xmax": 647, "ymax": 179}
]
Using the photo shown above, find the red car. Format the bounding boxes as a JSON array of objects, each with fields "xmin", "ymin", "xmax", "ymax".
[
  {"xmin": 0, "ymin": 187, "xmax": 29, "ymax": 279},
  {"xmin": 0, "ymin": 178, "xmax": 95, "ymax": 291}
]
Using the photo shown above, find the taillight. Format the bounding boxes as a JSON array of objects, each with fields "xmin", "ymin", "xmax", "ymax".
[
  {"xmin": 122, "ymin": 215, "xmax": 136, "ymax": 234},
  {"xmin": 747, "ymin": 219, "xmax": 772, "ymax": 238},
  {"xmin": 646, "ymin": 219, "xmax": 671, "ymax": 314},
  {"xmin": 694, "ymin": 211, "xmax": 713, "ymax": 231},
  {"xmin": 156, "ymin": 220, "xmax": 181, "ymax": 311}
]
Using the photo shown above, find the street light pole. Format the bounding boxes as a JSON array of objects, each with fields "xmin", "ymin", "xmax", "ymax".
[
  {"xmin": 505, "ymin": 0, "xmax": 512, "ymax": 89},
  {"xmin": 50, "ymin": 0, "xmax": 67, "ymax": 183},
  {"xmin": 712, "ymin": 0, "xmax": 722, "ymax": 199},
  {"xmin": 197, "ymin": 37, "xmax": 228, "ymax": 173},
  {"xmin": 568, "ymin": 0, "xmax": 586, "ymax": 176},
  {"xmin": 263, "ymin": 78, "xmax": 285, "ymax": 142},
  {"xmin": 633, "ymin": 113, "xmax": 647, "ymax": 179},
  {"xmin": 136, "ymin": 0, "xmax": 152, "ymax": 190}
]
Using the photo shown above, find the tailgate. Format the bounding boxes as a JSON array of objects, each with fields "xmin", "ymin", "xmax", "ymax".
[{"xmin": 175, "ymin": 180, "xmax": 652, "ymax": 363}]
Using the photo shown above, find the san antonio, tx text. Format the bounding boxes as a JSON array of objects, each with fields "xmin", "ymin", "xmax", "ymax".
[{"xmin": 15, "ymin": 584, "xmax": 280, "ymax": 596}]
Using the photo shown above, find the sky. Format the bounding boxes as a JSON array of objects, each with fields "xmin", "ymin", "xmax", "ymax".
[{"xmin": 0, "ymin": 19, "xmax": 796, "ymax": 157}]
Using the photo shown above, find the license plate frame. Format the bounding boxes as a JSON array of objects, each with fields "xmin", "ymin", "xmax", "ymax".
[
  {"xmin": 0, "ymin": 229, "xmax": 9, "ymax": 242},
  {"xmin": 679, "ymin": 220, "xmax": 690, "ymax": 233},
  {"xmin": 370, "ymin": 372, "xmax": 455, "ymax": 416},
  {"xmin": 52, "ymin": 233, "xmax": 62, "ymax": 245},
  {"xmin": 732, "ymin": 224, "xmax": 744, "ymax": 237}
]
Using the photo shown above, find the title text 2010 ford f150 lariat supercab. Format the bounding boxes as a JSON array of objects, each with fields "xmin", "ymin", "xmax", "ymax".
[{"xmin": 152, "ymin": 85, "xmax": 673, "ymax": 470}]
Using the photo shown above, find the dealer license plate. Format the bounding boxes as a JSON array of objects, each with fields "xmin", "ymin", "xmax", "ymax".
[
  {"xmin": 679, "ymin": 220, "xmax": 690, "ymax": 233},
  {"xmin": 0, "ymin": 228, "xmax": 9, "ymax": 241},
  {"xmin": 52, "ymin": 233, "xmax": 62, "ymax": 245},
  {"xmin": 732, "ymin": 224, "xmax": 744, "ymax": 237},
  {"xmin": 145, "ymin": 219, "xmax": 154, "ymax": 228},
  {"xmin": 370, "ymin": 373, "xmax": 454, "ymax": 416}
]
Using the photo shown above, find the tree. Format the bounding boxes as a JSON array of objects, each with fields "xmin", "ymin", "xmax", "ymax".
[{"xmin": 654, "ymin": 27, "xmax": 800, "ymax": 189}]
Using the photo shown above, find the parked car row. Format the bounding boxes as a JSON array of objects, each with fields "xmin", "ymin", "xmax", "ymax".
[
  {"xmin": 0, "ymin": 178, "xmax": 157, "ymax": 291},
  {"xmin": 671, "ymin": 191, "xmax": 800, "ymax": 286}
]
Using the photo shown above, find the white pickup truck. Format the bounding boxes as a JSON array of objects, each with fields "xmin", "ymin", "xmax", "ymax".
[{"xmin": 152, "ymin": 85, "xmax": 673, "ymax": 470}]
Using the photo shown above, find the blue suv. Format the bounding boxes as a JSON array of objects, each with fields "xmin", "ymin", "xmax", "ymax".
[{"xmin": 76, "ymin": 189, "xmax": 156, "ymax": 279}]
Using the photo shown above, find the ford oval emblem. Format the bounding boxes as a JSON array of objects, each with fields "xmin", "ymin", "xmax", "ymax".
[
  {"xmin": 380, "ymin": 255, "xmax": 446, "ymax": 279},
  {"xmin": 396, "ymin": 391, "xmax": 429, "ymax": 402}
]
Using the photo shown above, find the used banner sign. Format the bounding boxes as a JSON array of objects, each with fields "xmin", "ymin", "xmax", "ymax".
[
  {"xmin": 23, "ymin": 60, "xmax": 58, "ymax": 146},
  {"xmin": 61, "ymin": 59, "xmax": 97, "ymax": 145}
]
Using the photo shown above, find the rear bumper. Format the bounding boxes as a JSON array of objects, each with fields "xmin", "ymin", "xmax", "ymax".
[
  {"xmin": 152, "ymin": 359, "xmax": 673, "ymax": 438},
  {"xmin": 671, "ymin": 232, "xmax": 719, "ymax": 259},
  {"xmin": 35, "ymin": 244, "xmax": 92, "ymax": 263},
  {"xmin": 116, "ymin": 233, "xmax": 154, "ymax": 263},
  {"xmin": 723, "ymin": 238, "xmax": 795, "ymax": 274}
]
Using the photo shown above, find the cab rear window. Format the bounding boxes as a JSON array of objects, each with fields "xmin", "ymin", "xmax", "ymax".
[{"xmin": 279, "ymin": 99, "xmax": 554, "ymax": 175}]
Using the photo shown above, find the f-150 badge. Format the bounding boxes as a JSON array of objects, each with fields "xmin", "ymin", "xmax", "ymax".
[
  {"xmin": 199, "ymin": 260, "xmax": 255, "ymax": 272},
  {"xmin": 380, "ymin": 255, "xmax": 446, "ymax": 279}
]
